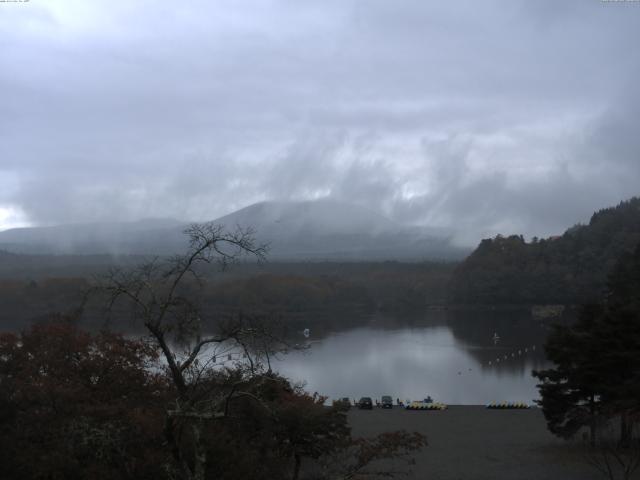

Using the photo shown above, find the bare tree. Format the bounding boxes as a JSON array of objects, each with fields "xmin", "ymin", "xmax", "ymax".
[
  {"xmin": 98, "ymin": 222, "xmax": 280, "ymax": 480},
  {"xmin": 95, "ymin": 222, "xmax": 427, "ymax": 480}
]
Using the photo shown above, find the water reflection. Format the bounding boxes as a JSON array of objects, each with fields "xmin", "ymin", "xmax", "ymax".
[{"xmin": 273, "ymin": 311, "xmax": 551, "ymax": 405}]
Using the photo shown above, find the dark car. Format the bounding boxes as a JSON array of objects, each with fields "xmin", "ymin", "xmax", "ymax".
[
  {"xmin": 358, "ymin": 397, "xmax": 373, "ymax": 409},
  {"xmin": 381, "ymin": 395, "xmax": 393, "ymax": 409}
]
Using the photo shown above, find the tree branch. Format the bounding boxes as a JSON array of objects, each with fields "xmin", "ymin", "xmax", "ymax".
[{"xmin": 179, "ymin": 336, "xmax": 229, "ymax": 373}]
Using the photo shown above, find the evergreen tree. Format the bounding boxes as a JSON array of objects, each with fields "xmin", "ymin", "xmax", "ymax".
[
  {"xmin": 533, "ymin": 305, "xmax": 606, "ymax": 445},
  {"xmin": 599, "ymin": 243, "xmax": 640, "ymax": 445},
  {"xmin": 534, "ymin": 243, "xmax": 640, "ymax": 445}
]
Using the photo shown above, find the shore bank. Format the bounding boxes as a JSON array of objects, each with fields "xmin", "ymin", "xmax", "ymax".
[{"xmin": 348, "ymin": 406, "xmax": 615, "ymax": 480}]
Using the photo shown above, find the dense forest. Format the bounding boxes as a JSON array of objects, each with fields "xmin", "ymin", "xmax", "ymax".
[
  {"xmin": 450, "ymin": 197, "xmax": 640, "ymax": 305},
  {"xmin": 0, "ymin": 259, "xmax": 454, "ymax": 331}
]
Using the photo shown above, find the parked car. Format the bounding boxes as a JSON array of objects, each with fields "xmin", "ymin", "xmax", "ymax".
[
  {"xmin": 358, "ymin": 397, "xmax": 373, "ymax": 409},
  {"xmin": 381, "ymin": 395, "xmax": 393, "ymax": 409}
]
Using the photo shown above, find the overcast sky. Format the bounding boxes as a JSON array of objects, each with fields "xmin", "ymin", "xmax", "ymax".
[{"xmin": 1, "ymin": 0, "xmax": 639, "ymax": 245}]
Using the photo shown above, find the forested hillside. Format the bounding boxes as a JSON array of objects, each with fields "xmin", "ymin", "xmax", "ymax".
[
  {"xmin": 450, "ymin": 197, "xmax": 640, "ymax": 305},
  {"xmin": 0, "ymin": 259, "xmax": 454, "ymax": 330}
]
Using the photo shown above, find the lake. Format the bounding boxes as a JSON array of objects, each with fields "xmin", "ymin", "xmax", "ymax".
[{"xmin": 272, "ymin": 310, "xmax": 552, "ymax": 405}]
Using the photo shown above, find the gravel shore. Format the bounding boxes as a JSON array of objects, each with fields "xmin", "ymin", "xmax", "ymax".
[{"xmin": 348, "ymin": 406, "xmax": 615, "ymax": 480}]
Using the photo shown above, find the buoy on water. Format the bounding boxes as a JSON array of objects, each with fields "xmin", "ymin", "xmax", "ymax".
[{"xmin": 487, "ymin": 401, "xmax": 531, "ymax": 410}]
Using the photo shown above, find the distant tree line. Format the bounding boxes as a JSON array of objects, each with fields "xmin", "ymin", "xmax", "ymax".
[
  {"xmin": 450, "ymin": 197, "xmax": 640, "ymax": 305},
  {"xmin": 0, "ymin": 262, "xmax": 454, "ymax": 331}
]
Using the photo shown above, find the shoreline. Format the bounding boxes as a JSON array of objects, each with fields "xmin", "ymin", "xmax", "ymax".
[{"xmin": 348, "ymin": 406, "xmax": 608, "ymax": 480}]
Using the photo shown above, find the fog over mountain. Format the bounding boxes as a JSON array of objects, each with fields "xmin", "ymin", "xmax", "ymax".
[
  {"xmin": 1, "ymin": 1, "xmax": 639, "ymax": 246},
  {"xmin": 213, "ymin": 200, "xmax": 465, "ymax": 259},
  {"xmin": 217, "ymin": 200, "xmax": 400, "ymax": 237},
  {"xmin": 0, "ymin": 200, "xmax": 467, "ymax": 260},
  {"xmin": 0, "ymin": 218, "xmax": 186, "ymax": 256}
]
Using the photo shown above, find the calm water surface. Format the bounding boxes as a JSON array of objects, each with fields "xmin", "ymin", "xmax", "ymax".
[{"xmin": 272, "ymin": 311, "xmax": 551, "ymax": 405}]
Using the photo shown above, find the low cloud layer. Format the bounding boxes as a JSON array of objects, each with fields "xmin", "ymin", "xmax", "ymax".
[{"xmin": 1, "ymin": 0, "xmax": 639, "ymax": 245}]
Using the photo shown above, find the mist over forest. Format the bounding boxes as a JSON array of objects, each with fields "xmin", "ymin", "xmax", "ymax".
[{"xmin": 2, "ymin": 2, "xmax": 640, "ymax": 480}]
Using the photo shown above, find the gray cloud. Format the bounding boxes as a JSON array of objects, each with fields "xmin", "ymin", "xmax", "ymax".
[{"xmin": 0, "ymin": 0, "xmax": 639, "ymax": 245}]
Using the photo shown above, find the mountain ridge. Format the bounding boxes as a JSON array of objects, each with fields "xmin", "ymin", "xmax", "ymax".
[{"xmin": 0, "ymin": 200, "xmax": 466, "ymax": 260}]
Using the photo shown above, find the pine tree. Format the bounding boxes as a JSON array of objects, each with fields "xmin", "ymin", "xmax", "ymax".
[
  {"xmin": 599, "ymin": 243, "xmax": 640, "ymax": 446},
  {"xmin": 533, "ymin": 305, "xmax": 606, "ymax": 445},
  {"xmin": 534, "ymin": 243, "xmax": 640, "ymax": 445}
]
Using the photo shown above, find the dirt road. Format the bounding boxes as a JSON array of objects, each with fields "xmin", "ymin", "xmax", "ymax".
[{"xmin": 348, "ymin": 406, "xmax": 614, "ymax": 480}]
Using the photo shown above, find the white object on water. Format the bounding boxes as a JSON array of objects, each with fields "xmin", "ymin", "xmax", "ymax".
[{"xmin": 303, "ymin": 328, "xmax": 310, "ymax": 338}]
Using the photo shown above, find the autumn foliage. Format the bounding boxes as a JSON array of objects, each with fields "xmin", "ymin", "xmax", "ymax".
[
  {"xmin": 0, "ymin": 319, "xmax": 425, "ymax": 480},
  {"xmin": 0, "ymin": 319, "xmax": 168, "ymax": 480}
]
